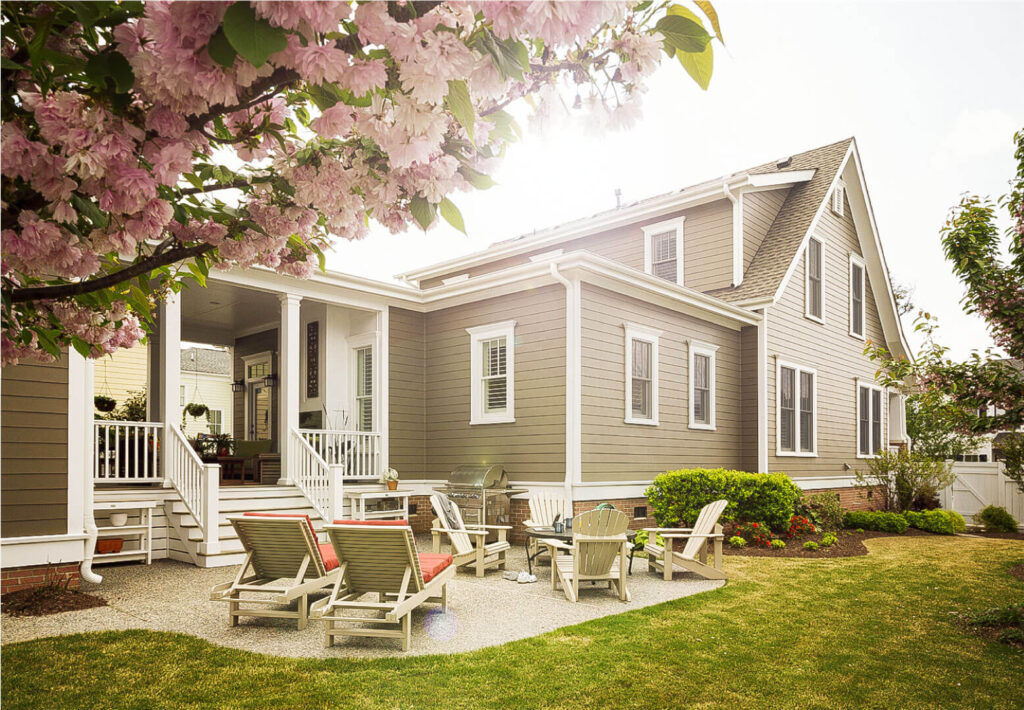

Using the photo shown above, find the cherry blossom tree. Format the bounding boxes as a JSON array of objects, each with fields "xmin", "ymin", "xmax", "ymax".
[{"xmin": 1, "ymin": 0, "xmax": 723, "ymax": 365}]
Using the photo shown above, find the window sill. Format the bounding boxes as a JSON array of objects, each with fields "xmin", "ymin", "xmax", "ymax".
[
  {"xmin": 688, "ymin": 422, "xmax": 716, "ymax": 431},
  {"xmin": 624, "ymin": 417, "xmax": 659, "ymax": 427},
  {"xmin": 849, "ymin": 331, "xmax": 866, "ymax": 341},
  {"xmin": 470, "ymin": 415, "xmax": 516, "ymax": 426},
  {"xmin": 776, "ymin": 451, "xmax": 818, "ymax": 458},
  {"xmin": 856, "ymin": 453, "xmax": 879, "ymax": 460},
  {"xmin": 804, "ymin": 313, "xmax": 825, "ymax": 325}
]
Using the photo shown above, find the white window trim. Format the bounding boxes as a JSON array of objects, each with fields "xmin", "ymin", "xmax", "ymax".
[
  {"xmin": 688, "ymin": 340, "xmax": 718, "ymax": 431},
  {"xmin": 466, "ymin": 320, "xmax": 516, "ymax": 425},
  {"xmin": 856, "ymin": 379, "xmax": 886, "ymax": 459},
  {"xmin": 849, "ymin": 253, "xmax": 866, "ymax": 340},
  {"xmin": 832, "ymin": 178, "xmax": 846, "ymax": 216},
  {"xmin": 623, "ymin": 323, "xmax": 662, "ymax": 426},
  {"xmin": 642, "ymin": 217, "xmax": 685, "ymax": 286},
  {"xmin": 241, "ymin": 350, "xmax": 273, "ymax": 441},
  {"xmin": 804, "ymin": 235, "xmax": 825, "ymax": 324},
  {"xmin": 776, "ymin": 359, "xmax": 818, "ymax": 457},
  {"xmin": 349, "ymin": 334, "xmax": 376, "ymax": 433},
  {"xmin": 207, "ymin": 408, "xmax": 224, "ymax": 435}
]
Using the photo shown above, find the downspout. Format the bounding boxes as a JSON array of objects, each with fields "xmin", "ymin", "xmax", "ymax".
[
  {"xmin": 550, "ymin": 263, "xmax": 579, "ymax": 503},
  {"xmin": 757, "ymin": 306, "xmax": 769, "ymax": 474},
  {"xmin": 722, "ymin": 180, "xmax": 743, "ymax": 287},
  {"xmin": 80, "ymin": 358, "xmax": 102, "ymax": 584}
]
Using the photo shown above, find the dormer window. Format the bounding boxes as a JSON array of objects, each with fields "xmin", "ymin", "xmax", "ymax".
[
  {"xmin": 831, "ymin": 179, "xmax": 846, "ymax": 216},
  {"xmin": 642, "ymin": 217, "xmax": 685, "ymax": 286}
]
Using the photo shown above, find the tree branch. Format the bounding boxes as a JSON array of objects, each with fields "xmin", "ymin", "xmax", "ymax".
[
  {"xmin": 178, "ymin": 179, "xmax": 253, "ymax": 196},
  {"xmin": 8, "ymin": 242, "xmax": 216, "ymax": 304}
]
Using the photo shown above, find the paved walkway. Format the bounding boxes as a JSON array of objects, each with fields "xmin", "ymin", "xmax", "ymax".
[{"xmin": 1, "ymin": 538, "xmax": 724, "ymax": 658}]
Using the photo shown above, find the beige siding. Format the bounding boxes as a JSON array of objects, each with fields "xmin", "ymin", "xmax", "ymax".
[
  {"xmin": 93, "ymin": 342, "xmax": 148, "ymax": 405},
  {"xmin": 580, "ymin": 284, "xmax": 750, "ymax": 482},
  {"xmin": 743, "ymin": 188, "xmax": 789, "ymax": 273},
  {"xmin": 766, "ymin": 194, "xmax": 887, "ymax": 478},
  {"xmin": 740, "ymin": 325, "xmax": 759, "ymax": 473},
  {"xmin": 388, "ymin": 307, "xmax": 426, "ymax": 477},
  {"xmin": 424, "ymin": 285, "xmax": 566, "ymax": 483},
  {"xmin": 2, "ymin": 355, "xmax": 69, "ymax": 537}
]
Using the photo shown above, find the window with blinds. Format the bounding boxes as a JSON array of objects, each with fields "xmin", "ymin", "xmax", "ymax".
[
  {"xmin": 858, "ymin": 383, "xmax": 883, "ymax": 456},
  {"xmin": 650, "ymin": 231, "xmax": 677, "ymax": 282},
  {"xmin": 631, "ymin": 338, "xmax": 653, "ymax": 420},
  {"xmin": 624, "ymin": 324, "xmax": 660, "ymax": 425},
  {"xmin": 481, "ymin": 336, "xmax": 507, "ymax": 413},
  {"xmin": 356, "ymin": 346, "xmax": 373, "ymax": 432},
  {"xmin": 689, "ymin": 341, "xmax": 717, "ymax": 430},
  {"xmin": 467, "ymin": 321, "xmax": 516, "ymax": 424},
  {"xmin": 850, "ymin": 257, "xmax": 865, "ymax": 338},
  {"xmin": 806, "ymin": 237, "xmax": 824, "ymax": 321},
  {"xmin": 778, "ymin": 362, "xmax": 816, "ymax": 455}
]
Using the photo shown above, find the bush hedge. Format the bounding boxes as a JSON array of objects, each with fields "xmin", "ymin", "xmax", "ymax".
[
  {"xmin": 977, "ymin": 505, "xmax": 1019, "ymax": 533},
  {"xmin": 905, "ymin": 509, "xmax": 966, "ymax": 535},
  {"xmin": 843, "ymin": 510, "xmax": 908, "ymax": 533},
  {"xmin": 646, "ymin": 469, "xmax": 802, "ymax": 531}
]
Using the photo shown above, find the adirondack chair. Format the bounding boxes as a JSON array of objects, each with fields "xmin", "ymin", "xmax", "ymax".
[
  {"xmin": 644, "ymin": 499, "xmax": 728, "ymax": 581},
  {"xmin": 429, "ymin": 494, "xmax": 511, "ymax": 578},
  {"xmin": 309, "ymin": 520, "xmax": 455, "ymax": 651},
  {"xmin": 523, "ymin": 492, "xmax": 574, "ymax": 560},
  {"xmin": 552, "ymin": 508, "xmax": 631, "ymax": 603},
  {"xmin": 210, "ymin": 513, "xmax": 342, "ymax": 630}
]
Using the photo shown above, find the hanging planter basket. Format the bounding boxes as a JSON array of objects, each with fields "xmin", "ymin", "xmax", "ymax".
[
  {"xmin": 184, "ymin": 403, "xmax": 209, "ymax": 418},
  {"xmin": 94, "ymin": 395, "xmax": 117, "ymax": 413}
]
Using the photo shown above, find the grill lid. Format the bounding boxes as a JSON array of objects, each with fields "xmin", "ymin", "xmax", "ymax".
[{"xmin": 447, "ymin": 464, "xmax": 508, "ymax": 488}]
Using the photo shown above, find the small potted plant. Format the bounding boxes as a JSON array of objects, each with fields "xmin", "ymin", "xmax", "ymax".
[
  {"xmin": 382, "ymin": 467, "xmax": 399, "ymax": 490},
  {"xmin": 94, "ymin": 395, "xmax": 116, "ymax": 413},
  {"xmin": 211, "ymin": 434, "xmax": 234, "ymax": 457}
]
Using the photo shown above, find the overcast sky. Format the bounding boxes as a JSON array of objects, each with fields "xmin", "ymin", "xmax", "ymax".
[{"xmin": 326, "ymin": 0, "xmax": 1024, "ymax": 361}]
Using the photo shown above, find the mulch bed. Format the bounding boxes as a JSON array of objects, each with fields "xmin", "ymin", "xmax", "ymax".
[
  {"xmin": 721, "ymin": 528, "xmax": 930, "ymax": 559},
  {"xmin": 1, "ymin": 585, "xmax": 108, "ymax": 617}
]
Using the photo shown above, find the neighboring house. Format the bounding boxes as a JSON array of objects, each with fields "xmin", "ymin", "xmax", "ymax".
[
  {"xmin": 94, "ymin": 340, "xmax": 148, "ymax": 406},
  {"xmin": 179, "ymin": 346, "xmax": 234, "ymax": 438},
  {"xmin": 0, "ymin": 137, "xmax": 912, "ymax": 589}
]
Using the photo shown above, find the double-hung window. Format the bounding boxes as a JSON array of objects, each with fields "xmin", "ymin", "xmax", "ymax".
[
  {"xmin": 777, "ymin": 361, "xmax": 816, "ymax": 456},
  {"xmin": 805, "ymin": 236, "xmax": 824, "ymax": 322},
  {"xmin": 688, "ymin": 341, "xmax": 718, "ymax": 430},
  {"xmin": 857, "ymin": 381, "xmax": 884, "ymax": 457},
  {"xmin": 467, "ymin": 321, "xmax": 516, "ymax": 425},
  {"xmin": 355, "ymin": 345, "xmax": 374, "ymax": 432},
  {"xmin": 850, "ymin": 254, "xmax": 866, "ymax": 339},
  {"xmin": 207, "ymin": 409, "xmax": 223, "ymax": 435},
  {"xmin": 624, "ymin": 324, "xmax": 661, "ymax": 425},
  {"xmin": 642, "ymin": 217, "xmax": 685, "ymax": 285}
]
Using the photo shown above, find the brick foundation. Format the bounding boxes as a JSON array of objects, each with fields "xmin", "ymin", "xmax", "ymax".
[
  {"xmin": 806, "ymin": 486, "xmax": 883, "ymax": 511},
  {"xmin": 1, "ymin": 562, "xmax": 80, "ymax": 595}
]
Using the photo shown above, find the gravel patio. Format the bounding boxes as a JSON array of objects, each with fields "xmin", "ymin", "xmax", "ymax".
[{"xmin": 1, "ymin": 536, "xmax": 724, "ymax": 658}]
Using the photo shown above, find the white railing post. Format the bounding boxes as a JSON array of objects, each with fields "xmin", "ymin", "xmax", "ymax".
[
  {"xmin": 328, "ymin": 464, "xmax": 346, "ymax": 522},
  {"xmin": 199, "ymin": 463, "xmax": 221, "ymax": 555}
]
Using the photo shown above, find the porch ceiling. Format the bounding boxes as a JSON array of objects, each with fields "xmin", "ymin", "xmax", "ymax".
[{"xmin": 181, "ymin": 281, "xmax": 280, "ymax": 345}]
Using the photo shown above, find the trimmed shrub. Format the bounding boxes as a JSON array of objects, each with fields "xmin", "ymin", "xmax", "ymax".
[
  {"xmin": 905, "ymin": 509, "xmax": 967, "ymax": 535},
  {"xmin": 843, "ymin": 510, "xmax": 908, "ymax": 534},
  {"xmin": 804, "ymin": 491, "xmax": 844, "ymax": 531},
  {"xmin": 803, "ymin": 541, "xmax": 819, "ymax": 551},
  {"xmin": 977, "ymin": 505, "xmax": 1019, "ymax": 533},
  {"xmin": 646, "ymin": 469, "xmax": 802, "ymax": 531},
  {"xmin": 728, "ymin": 536, "xmax": 747, "ymax": 548},
  {"xmin": 770, "ymin": 539, "xmax": 786, "ymax": 550},
  {"xmin": 820, "ymin": 533, "xmax": 838, "ymax": 547}
]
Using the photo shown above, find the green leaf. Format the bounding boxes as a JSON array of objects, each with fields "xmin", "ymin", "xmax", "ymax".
[
  {"xmin": 1, "ymin": 57, "xmax": 30, "ymax": 71},
  {"xmin": 439, "ymin": 197, "xmax": 467, "ymax": 235},
  {"xmin": 694, "ymin": 1, "xmax": 724, "ymax": 42},
  {"xmin": 186, "ymin": 261, "xmax": 207, "ymax": 287},
  {"xmin": 72, "ymin": 194, "xmax": 108, "ymax": 229},
  {"xmin": 445, "ymin": 80, "xmax": 475, "ymax": 144},
  {"xmin": 655, "ymin": 14, "xmax": 711, "ymax": 54},
  {"xmin": 409, "ymin": 196, "xmax": 436, "ymax": 230},
  {"xmin": 84, "ymin": 51, "xmax": 135, "ymax": 93},
  {"xmin": 458, "ymin": 165, "xmax": 496, "ymax": 190},
  {"xmin": 676, "ymin": 39, "xmax": 713, "ymax": 90},
  {"xmin": 222, "ymin": 1, "xmax": 287, "ymax": 68},
  {"xmin": 206, "ymin": 28, "xmax": 237, "ymax": 68}
]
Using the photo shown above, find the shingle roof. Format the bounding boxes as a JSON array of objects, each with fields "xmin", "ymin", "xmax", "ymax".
[
  {"xmin": 180, "ymin": 346, "xmax": 231, "ymax": 375},
  {"xmin": 708, "ymin": 137, "xmax": 854, "ymax": 304}
]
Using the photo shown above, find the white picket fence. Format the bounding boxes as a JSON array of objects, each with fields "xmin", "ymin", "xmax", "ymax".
[
  {"xmin": 941, "ymin": 462, "xmax": 1024, "ymax": 528},
  {"xmin": 94, "ymin": 421, "xmax": 163, "ymax": 482}
]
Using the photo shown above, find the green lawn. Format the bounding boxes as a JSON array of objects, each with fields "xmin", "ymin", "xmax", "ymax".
[{"xmin": 2, "ymin": 536, "xmax": 1021, "ymax": 710}]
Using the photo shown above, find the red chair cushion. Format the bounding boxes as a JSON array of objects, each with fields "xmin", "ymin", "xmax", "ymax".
[
  {"xmin": 332, "ymin": 519, "xmax": 409, "ymax": 526},
  {"xmin": 318, "ymin": 543, "xmax": 339, "ymax": 571},
  {"xmin": 243, "ymin": 511, "xmax": 318, "ymax": 542},
  {"xmin": 417, "ymin": 553, "xmax": 453, "ymax": 583}
]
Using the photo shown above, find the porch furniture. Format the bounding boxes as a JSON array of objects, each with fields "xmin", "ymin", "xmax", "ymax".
[
  {"xmin": 343, "ymin": 487, "xmax": 411, "ymax": 521},
  {"xmin": 310, "ymin": 520, "xmax": 455, "ymax": 651},
  {"xmin": 93, "ymin": 501, "xmax": 156, "ymax": 566},
  {"xmin": 210, "ymin": 513, "xmax": 342, "ymax": 630},
  {"xmin": 522, "ymin": 492, "xmax": 573, "ymax": 562},
  {"xmin": 430, "ymin": 494, "xmax": 511, "ymax": 578},
  {"xmin": 431, "ymin": 465, "xmax": 527, "ymax": 538},
  {"xmin": 644, "ymin": 499, "xmax": 728, "ymax": 581},
  {"xmin": 525, "ymin": 525, "xmax": 638, "ymax": 575},
  {"xmin": 216, "ymin": 456, "xmax": 252, "ymax": 485},
  {"xmin": 257, "ymin": 453, "xmax": 281, "ymax": 484},
  {"xmin": 552, "ymin": 508, "xmax": 631, "ymax": 603},
  {"xmin": 230, "ymin": 439, "xmax": 273, "ymax": 484}
]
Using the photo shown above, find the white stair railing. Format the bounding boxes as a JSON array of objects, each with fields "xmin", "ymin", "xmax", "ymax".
[
  {"xmin": 290, "ymin": 428, "xmax": 346, "ymax": 523},
  {"xmin": 166, "ymin": 424, "xmax": 220, "ymax": 554},
  {"xmin": 94, "ymin": 421, "xmax": 163, "ymax": 482},
  {"xmin": 298, "ymin": 429, "xmax": 382, "ymax": 479}
]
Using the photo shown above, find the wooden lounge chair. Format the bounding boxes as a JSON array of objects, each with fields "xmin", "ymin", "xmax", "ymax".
[
  {"xmin": 210, "ymin": 512, "xmax": 341, "ymax": 629},
  {"xmin": 523, "ymin": 491, "xmax": 574, "ymax": 560},
  {"xmin": 552, "ymin": 508, "xmax": 631, "ymax": 603},
  {"xmin": 644, "ymin": 499, "xmax": 728, "ymax": 581},
  {"xmin": 429, "ymin": 494, "xmax": 511, "ymax": 578},
  {"xmin": 309, "ymin": 520, "xmax": 455, "ymax": 651}
]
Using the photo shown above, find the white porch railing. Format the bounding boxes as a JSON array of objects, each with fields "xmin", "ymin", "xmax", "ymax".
[
  {"xmin": 298, "ymin": 429, "xmax": 382, "ymax": 479},
  {"xmin": 94, "ymin": 421, "xmax": 163, "ymax": 482},
  {"xmin": 290, "ymin": 428, "xmax": 345, "ymax": 522},
  {"xmin": 166, "ymin": 424, "xmax": 220, "ymax": 554}
]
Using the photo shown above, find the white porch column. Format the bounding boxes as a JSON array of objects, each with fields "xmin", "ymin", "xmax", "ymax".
[
  {"xmin": 278, "ymin": 293, "xmax": 301, "ymax": 485},
  {"xmin": 158, "ymin": 292, "xmax": 181, "ymax": 481}
]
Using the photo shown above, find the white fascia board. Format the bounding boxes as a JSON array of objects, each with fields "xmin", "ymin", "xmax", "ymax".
[
  {"xmin": 747, "ymin": 169, "xmax": 816, "ymax": 188},
  {"xmin": 209, "ymin": 267, "xmax": 420, "ymax": 310}
]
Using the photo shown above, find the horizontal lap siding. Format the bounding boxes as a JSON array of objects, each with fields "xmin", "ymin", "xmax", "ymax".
[
  {"xmin": 425, "ymin": 285, "xmax": 566, "ymax": 483},
  {"xmin": 580, "ymin": 284, "xmax": 748, "ymax": 482},
  {"xmin": 743, "ymin": 189, "xmax": 789, "ymax": 273},
  {"xmin": 93, "ymin": 343, "xmax": 148, "ymax": 406},
  {"xmin": 740, "ymin": 325, "xmax": 759, "ymax": 473},
  {"xmin": 683, "ymin": 200, "xmax": 733, "ymax": 292},
  {"xmin": 767, "ymin": 196, "xmax": 886, "ymax": 478},
  {"xmin": 2, "ymin": 356, "xmax": 69, "ymax": 537},
  {"xmin": 388, "ymin": 308, "xmax": 426, "ymax": 478}
]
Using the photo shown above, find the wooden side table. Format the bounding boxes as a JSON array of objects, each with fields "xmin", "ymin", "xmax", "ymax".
[{"xmin": 93, "ymin": 501, "xmax": 157, "ymax": 565}]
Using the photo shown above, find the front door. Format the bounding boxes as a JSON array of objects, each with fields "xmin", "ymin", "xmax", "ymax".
[{"xmin": 247, "ymin": 382, "xmax": 272, "ymax": 440}]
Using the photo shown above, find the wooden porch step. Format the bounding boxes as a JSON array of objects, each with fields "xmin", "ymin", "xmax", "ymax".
[{"xmin": 168, "ymin": 494, "xmax": 313, "ymax": 517}]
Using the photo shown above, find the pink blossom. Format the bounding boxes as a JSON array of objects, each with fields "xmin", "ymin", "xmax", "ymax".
[{"xmin": 310, "ymin": 104, "xmax": 356, "ymax": 138}]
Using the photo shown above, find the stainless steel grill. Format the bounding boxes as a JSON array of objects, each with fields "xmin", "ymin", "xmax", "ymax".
[{"xmin": 433, "ymin": 465, "xmax": 526, "ymax": 531}]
